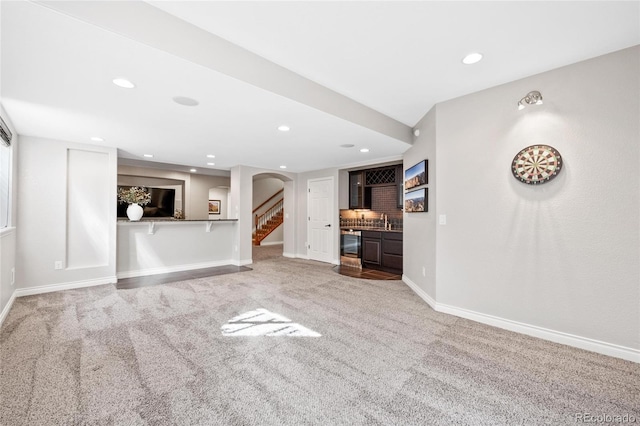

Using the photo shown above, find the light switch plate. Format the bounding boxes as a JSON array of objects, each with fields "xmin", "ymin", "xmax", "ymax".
[{"xmin": 439, "ymin": 214, "xmax": 447, "ymax": 225}]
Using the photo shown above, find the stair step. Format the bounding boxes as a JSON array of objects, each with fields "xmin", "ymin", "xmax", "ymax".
[{"xmin": 253, "ymin": 202, "xmax": 283, "ymax": 244}]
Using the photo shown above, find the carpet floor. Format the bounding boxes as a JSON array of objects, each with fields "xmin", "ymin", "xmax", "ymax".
[{"xmin": 1, "ymin": 247, "xmax": 638, "ymax": 425}]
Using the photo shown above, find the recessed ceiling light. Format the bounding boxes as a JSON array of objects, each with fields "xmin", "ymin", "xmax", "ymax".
[
  {"xmin": 112, "ymin": 78, "xmax": 136, "ymax": 89},
  {"xmin": 340, "ymin": 144, "xmax": 355, "ymax": 148},
  {"xmin": 143, "ymin": 154, "xmax": 153, "ymax": 158},
  {"xmin": 190, "ymin": 168, "xmax": 197, "ymax": 173},
  {"xmin": 279, "ymin": 165, "xmax": 287, "ymax": 169},
  {"xmin": 206, "ymin": 154, "xmax": 216, "ymax": 158},
  {"xmin": 90, "ymin": 136, "xmax": 104, "ymax": 142},
  {"xmin": 360, "ymin": 148, "xmax": 370, "ymax": 153},
  {"xmin": 462, "ymin": 52, "xmax": 483, "ymax": 65},
  {"xmin": 207, "ymin": 162, "xmax": 215, "ymax": 166},
  {"xmin": 278, "ymin": 125, "xmax": 290, "ymax": 132},
  {"xmin": 173, "ymin": 96, "xmax": 199, "ymax": 107}
]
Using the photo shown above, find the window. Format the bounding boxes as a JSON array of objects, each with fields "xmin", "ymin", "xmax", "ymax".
[{"xmin": 0, "ymin": 115, "xmax": 13, "ymax": 228}]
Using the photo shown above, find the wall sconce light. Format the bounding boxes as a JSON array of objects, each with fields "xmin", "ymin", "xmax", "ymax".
[{"xmin": 517, "ymin": 90, "xmax": 543, "ymax": 110}]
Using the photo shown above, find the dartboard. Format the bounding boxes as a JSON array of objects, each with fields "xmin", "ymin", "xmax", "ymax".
[{"xmin": 511, "ymin": 145, "xmax": 562, "ymax": 185}]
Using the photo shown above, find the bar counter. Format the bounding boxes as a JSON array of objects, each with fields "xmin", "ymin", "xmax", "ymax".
[{"xmin": 117, "ymin": 219, "xmax": 238, "ymax": 279}]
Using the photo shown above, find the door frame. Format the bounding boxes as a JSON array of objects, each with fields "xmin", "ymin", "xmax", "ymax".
[{"xmin": 306, "ymin": 176, "xmax": 335, "ymax": 264}]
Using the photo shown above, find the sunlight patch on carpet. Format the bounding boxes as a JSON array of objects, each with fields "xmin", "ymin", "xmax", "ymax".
[{"xmin": 221, "ymin": 308, "xmax": 321, "ymax": 337}]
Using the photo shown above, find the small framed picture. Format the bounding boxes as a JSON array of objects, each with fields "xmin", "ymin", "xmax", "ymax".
[
  {"xmin": 208, "ymin": 200, "xmax": 221, "ymax": 214},
  {"xmin": 405, "ymin": 188, "xmax": 427, "ymax": 213},
  {"xmin": 405, "ymin": 160, "xmax": 428, "ymax": 190}
]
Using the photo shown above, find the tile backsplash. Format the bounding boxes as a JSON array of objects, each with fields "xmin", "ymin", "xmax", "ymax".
[
  {"xmin": 339, "ymin": 213, "xmax": 403, "ymax": 230},
  {"xmin": 371, "ymin": 186, "xmax": 402, "ymax": 219}
]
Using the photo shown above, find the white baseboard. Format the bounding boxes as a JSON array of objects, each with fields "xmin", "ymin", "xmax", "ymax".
[
  {"xmin": 259, "ymin": 241, "xmax": 283, "ymax": 246},
  {"xmin": 283, "ymin": 251, "xmax": 337, "ymax": 264},
  {"xmin": 437, "ymin": 302, "xmax": 640, "ymax": 363},
  {"xmin": 290, "ymin": 253, "xmax": 340, "ymax": 265},
  {"xmin": 282, "ymin": 252, "xmax": 327, "ymax": 261},
  {"xmin": 282, "ymin": 252, "xmax": 333, "ymax": 263},
  {"xmin": 118, "ymin": 260, "xmax": 235, "ymax": 279},
  {"xmin": 402, "ymin": 276, "xmax": 639, "ymax": 363},
  {"xmin": 15, "ymin": 276, "xmax": 117, "ymax": 297},
  {"xmin": 402, "ymin": 275, "xmax": 437, "ymax": 309},
  {"xmin": 231, "ymin": 259, "xmax": 253, "ymax": 267},
  {"xmin": 0, "ymin": 290, "xmax": 16, "ymax": 326}
]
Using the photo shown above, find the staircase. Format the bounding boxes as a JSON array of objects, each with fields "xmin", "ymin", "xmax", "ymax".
[{"xmin": 253, "ymin": 190, "xmax": 284, "ymax": 246}]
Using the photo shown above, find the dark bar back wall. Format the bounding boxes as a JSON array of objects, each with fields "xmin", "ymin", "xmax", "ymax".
[
  {"xmin": 341, "ymin": 186, "xmax": 403, "ymax": 221},
  {"xmin": 371, "ymin": 186, "xmax": 402, "ymax": 219}
]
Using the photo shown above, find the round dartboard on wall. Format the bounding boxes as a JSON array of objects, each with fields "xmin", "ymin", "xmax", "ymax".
[{"xmin": 511, "ymin": 145, "xmax": 563, "ymax": 185}]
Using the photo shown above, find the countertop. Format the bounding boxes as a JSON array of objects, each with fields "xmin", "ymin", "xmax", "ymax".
[
  {"xmin": 340, "ymin": 227, "xmax": 403, "ymax": 234},
  {"xmin": 117, "ymin": 218, "xmax": 238, "ymax": 223}
]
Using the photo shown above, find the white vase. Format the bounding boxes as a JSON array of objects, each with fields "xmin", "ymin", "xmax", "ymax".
[{"xmin": 126, "ymin": 204, "xmax": 144, "ymax": 221}]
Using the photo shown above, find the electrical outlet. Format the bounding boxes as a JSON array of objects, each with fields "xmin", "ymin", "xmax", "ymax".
[
  {"xmin": 439, "ymin": 214, "xmax": 447, "ymax": 225},
  {"xmin": 11, "ymin": 267, "xmax": 15, "ymax": 285},
  {"xmin": 422, "ymin": 266, "xmax": 426, "ymax": 277},
  {"xmin": 54, "ymin": 261, "xmax": 63, "ymax": 270}
]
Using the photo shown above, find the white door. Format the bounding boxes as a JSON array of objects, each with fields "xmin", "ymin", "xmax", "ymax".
[{"xmin": 307, "ymin": 177, "xmax": 334, "ymax": 263}]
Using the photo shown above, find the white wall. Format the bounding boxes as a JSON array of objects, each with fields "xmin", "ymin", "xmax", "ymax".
[
  {"xmin": 191, "ymin": 173, "xmax": 229, "ymax": 220},
  {"xmin": 117, "ymin": 221, "xmax": 235, "ymax": 277},
  {"xmin": 253, "ymin": 177, "xmax": 284, "ymax": 208},
  {"xmin": 208, "ymin": 187, "xmax": 228, "ymax": 220},
  {"xmin": 16, "ymin": 136, "xmax": 118, "ymax": 293},
  {"xmin": 282, "ymin": 179, "xmax": 296, "ymax": 256},
  {"xmin": 402, "ymin": 106, "xmax": 437, "ymax": 300},
  {"xmin": 0, "ymin": 229, "xmax": 15, "ymax": 321},
  {"xmin": 67, "ymin": 149, "xmax": 111, "ymax": 269},
  {"xmin": 229, "ymin": 165, "xmax": 246, "ymax": 264},
  {"xmin": 0, "ymin": 104, "xmax": 17, "ymax": 322},
  {"xmin": 404, "ymin": 46, "xmax": 640, "ymax": 360},
  {"xmin": 338, "ymin": 169, "xmax": 349, "ymax": 210}
]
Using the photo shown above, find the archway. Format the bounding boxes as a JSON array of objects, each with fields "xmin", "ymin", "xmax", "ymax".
[
  {"xmin": 252, "ymin": 173, "xmax": 286, "ymax": 261},
  {"xmin": 229, "ymin": 166, "xmax": 295, "ymax": 266}
]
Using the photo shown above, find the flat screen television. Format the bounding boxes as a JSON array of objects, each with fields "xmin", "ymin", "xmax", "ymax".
[{"xmin": 117, "ymin": 186, "xmax": 176, "ymax": 218}]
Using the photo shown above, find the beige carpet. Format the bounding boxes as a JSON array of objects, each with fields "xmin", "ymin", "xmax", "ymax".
[
  {"xmin": 1, "ymin": 251, "xmax": 638, "ymax": 425},
  {"xmin": 252, "ymin": 243, "xmax": 283, "ymax": 263}
]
